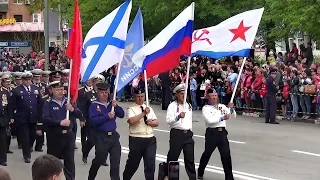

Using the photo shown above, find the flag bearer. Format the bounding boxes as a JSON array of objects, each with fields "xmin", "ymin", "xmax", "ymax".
[
  {"xmin": 0, "ymin": 80, "xmax": 11, "ymax": 166},
  {"xmin": 164, "ymin": 83, "xmax": 196, "ymax": 180},
  {"xmin": 87, "ymin": 82, "xmax": 124, "ymax": 180},
  {"xmin": 80, "ymin": 75, "xmax": 108, "ymax": 166},
  {"xmin": 123, "ymin": 88, "xmax": 159, "ymax": 180},
  {"xmin": 42, "ymin": 81, "xmax": 82, "ymax": 180},
  {"xmin": 197, "ymin": 89, "xmax": 235, "ymax": 180},
  {"xmin": 10, "ymin": 72, "xmax": 42, "ymax": 163}
]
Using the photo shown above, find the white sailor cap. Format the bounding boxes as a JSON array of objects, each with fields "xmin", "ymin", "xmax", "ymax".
[
  {"xmin": 13, "ymin": 72, "xmax": 23, "ymax": 79},
  {"xmin": 21, "ymin": 72, "xmax": 33, "ymax": 79},
  {"xmin": 48, "ymin": 81, "xmax": 63, "ymax": 88},
  {"xmin": 92, "ymin": 74, "xmax": 105, "ymax": 82},
  {"xmin": 173, "ymin": 83, "xmax": 186, "ymax": 94},
  {"xmin": 42, "ymin": 71, "xmax": 51, "ymax": 76},
  {"xmin": 61, "ymin": 69, "xmax": 70, "ymax": 75},
  {"xmin": 1, "ymin": 73, "xmax": 11, "ymax": 82},
  {"xmin": 31, "ymin": 69, "xmax": 43, "ymax": 76}
]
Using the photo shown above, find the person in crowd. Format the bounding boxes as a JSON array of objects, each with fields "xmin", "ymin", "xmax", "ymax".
[
  {"xmin": 123, "ymin": 88, "xmax": 159, "ymax": 180},
  {"xmin": 87, "ymin": 82, "xmax": 124, "ymax": 180},
  {"xmin": 32, "ymin": 154, "xmax": 64, "ymax": 180}
]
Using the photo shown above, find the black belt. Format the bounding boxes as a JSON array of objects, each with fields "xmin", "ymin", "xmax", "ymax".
[
  {"xmin": 208, "ymin": 127, "xmax": 225, "ymax": 132},
  {"xmin": 172, "ymin": 128, "xmax": 190, "ymax": 134}
]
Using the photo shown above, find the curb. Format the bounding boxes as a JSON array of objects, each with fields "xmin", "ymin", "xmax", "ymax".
[{"xmin": 236, "ymin": 111, "xmax": 320, "ymax": 124}]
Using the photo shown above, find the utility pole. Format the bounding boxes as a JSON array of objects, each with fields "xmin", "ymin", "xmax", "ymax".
[
  {"xmin": 44, "ymin": 0, "xmax": 49, "ymax": 70},
  {"xmin": 58, "ymin": 0, "xmax": 65, "ymax": 51}
]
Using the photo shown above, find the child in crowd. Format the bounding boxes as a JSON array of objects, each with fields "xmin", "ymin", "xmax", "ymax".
[
  {"xmin": 260, "ymin": 77, "xmax": 267, "ymax": 112},
  {"xmin": 282, "ymin": 80, "xmax": 291, "ymax": 118}
]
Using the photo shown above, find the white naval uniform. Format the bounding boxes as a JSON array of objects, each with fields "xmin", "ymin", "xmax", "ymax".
[
  {"xmin": 202, "ymin": 103, "xmax": 231, "ymax": 128},
  {"xmin": 166, "ymin": 101, "xmax": 192, "ymax": 130}
]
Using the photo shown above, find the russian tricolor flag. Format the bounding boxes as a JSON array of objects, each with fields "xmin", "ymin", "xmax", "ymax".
[{"xmin": 132, "ymin": 2, "xmax": 194, "ymax": 78}]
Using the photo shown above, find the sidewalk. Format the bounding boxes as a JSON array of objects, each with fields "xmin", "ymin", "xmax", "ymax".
[{"xmin": 236, "ymin": 111, "xmax": 320, "ymax": 125}]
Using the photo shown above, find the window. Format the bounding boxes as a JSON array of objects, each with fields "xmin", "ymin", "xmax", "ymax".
[
  {"xmin": 0, "ymin": 0, "xmax": 8, "ymax": 4},
  {"xmin": 13, "ymin": 15, "xmax": 22, "ymax": 22},
  {"xmin": 32, "ymin": 13, "xmax": 41, "ymax": 23},
  {"xmin": 14, "ymin": 0, "xmax": 23, "ymax": 4}
]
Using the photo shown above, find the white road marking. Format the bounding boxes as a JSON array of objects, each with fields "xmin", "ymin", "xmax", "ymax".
[
  {"xmin": 154, "ymin": 128, "xmax": 247, "ymax": 144},
  {"xmin": 292, "ymin": 150, "xmax": 320, "ymax": 157},
  {"xmin": 75, "ymin": 137, "xmax": 275, "ymax": 180}
]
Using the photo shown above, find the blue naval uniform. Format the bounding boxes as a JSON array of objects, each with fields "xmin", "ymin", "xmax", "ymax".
[
  {"xmin": 9, "ymin": 84, "xmax": 42, "ymax": 160},
  {"xmin": 42, "ymin": 96, "xmax": 82, "ymax": 180},
  {"xmin": 88, "ymin": 100, "xmax": 124, "ymax": 180}
]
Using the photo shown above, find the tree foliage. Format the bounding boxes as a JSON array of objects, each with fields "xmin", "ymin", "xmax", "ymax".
[{"xmin": 29, "ymin": 0, "xmax": 320, "ymax": 44}]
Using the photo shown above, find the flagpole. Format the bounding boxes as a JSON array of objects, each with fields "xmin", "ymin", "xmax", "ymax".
[
  {"xmin": 66, "ymin": 59, "xmax": 73, "ymax": 119},
  {"xmin": 230, "ymin": 57, "xmax": 246, "ymax": 103},
  {"xmin": 183, "ymin": 56, "xmax": 191, "ymax": 110},
  {"xmin": 143, "ymin": 70, "xmax": 149, "ymax": 106},
  {"xmin": 111, "ymin": 59, "xmax": 123, "ymax": 112}
]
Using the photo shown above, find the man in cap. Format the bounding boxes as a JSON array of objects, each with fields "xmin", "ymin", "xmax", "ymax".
[
  {"xmin": 9, "ymin": 72, "xmax": 42, "ymax": 163},
  {"xmin": 42, "ymin": 81, "xmax": 82, "ymax": 180},
  {"xmin": 1, "ymin": 73, "xmax": 13, "ymax": 154},
  {"xmin": 41, "ymin": 71, "xmax": 51, "ymax": 86},
  {"xmin": 80, "ymin": 74, "xmax": 108, "ymax": 166},
  {"xmin": 87, "ymin": 82, "xmax": 124, "ymax": 180},
  {"xmin": 123, "ymin": 88, "xmax": 159, "ymax": 180},
  {"xmin": 12, "ymin": 72, "xmax": 23, "ymax": 87},
  {"xmin": 0, "ymin": 75, "xmax": 11, "ymax": 166},
  {"xmin": 49, "ymin": 71, "xmax": 62, "ymax": 82},
  {"xmin": 31, "ymin": 69, "xmax": 46, "ymax": 152},
  {"xmin": 164, "ymin": 83, "xmax": 196, "ymax": 180},
  {"xmin": 265, "ymin": 69, "xmax": 279, "ymax": 124},
  {"xmin": 31, "ymin": 69, "xmax": 46, "ymax": 96},
  {"xmin": 197, "ymin": 89, "xmax": 235, "ymax": 180}
]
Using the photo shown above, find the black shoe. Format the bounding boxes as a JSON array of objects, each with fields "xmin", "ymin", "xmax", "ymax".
[
  {"xmin": 271, "ymin": 121, "xmax": 279, "ymax": 124},
  {"xmin": 24, "ymin": 158, "xmax": 31, "ymax": 163},
  {"xmin": 35, "ymin": 149, "xmax": 43, "ymax": 152},
  {"xmin": 0, "ymin": 161, "xmax": 7, "ymax": 166},
  {"xmin": 102, "ymin": 162, "xmax": 109, "ymax": 166},
  {"xmin": 7, "ymin": 150, "xmax": 13, "ymax": 154},
  {"xmin": 82, "ymin": 157, "xmax": 87, "ymax": 164},
  {"xmin": 18, "ymin": 145, "xmax": 22, "ymax": 149},
  {"xmin": 265, "ymin": 121, "xmax": 269, "ymax": 123},
  {"xmin": 198, "ymin": 175, "xmax": 204, "ymax": 179}
]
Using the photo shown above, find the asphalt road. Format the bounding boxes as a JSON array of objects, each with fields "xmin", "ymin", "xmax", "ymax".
[{"xmin": 2, "ymin": 102, "xmax": 320, "ymax": 180}]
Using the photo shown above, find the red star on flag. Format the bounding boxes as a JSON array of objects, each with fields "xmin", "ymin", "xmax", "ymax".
[{"xmin": 229, "ymin": 20, "xmax": 252, "ymax": 43}]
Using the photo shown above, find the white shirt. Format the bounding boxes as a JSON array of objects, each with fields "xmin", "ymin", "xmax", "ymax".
[
  {"xmin": 166, "ymin": 101, "xmax": 192, "ymax": 130},
  {"xmin": 202, "ymin": 104, "xmax": 232, "ymax": 128}
]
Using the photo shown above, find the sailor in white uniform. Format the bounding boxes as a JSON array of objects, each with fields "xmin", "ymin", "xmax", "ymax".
[{"xmin": 197, "ymin": 88, "xmax": 236, "ymax": 180}]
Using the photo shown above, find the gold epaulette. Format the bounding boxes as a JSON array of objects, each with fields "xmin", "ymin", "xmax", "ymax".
[{"xmin": 42, "ymin": 95, "xmax": 48, "ymax": 99}]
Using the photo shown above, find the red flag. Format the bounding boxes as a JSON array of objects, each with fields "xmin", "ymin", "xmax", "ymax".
[{"xmin": 66, "ymin": 0, "xmax": 82, "ymax": 103}]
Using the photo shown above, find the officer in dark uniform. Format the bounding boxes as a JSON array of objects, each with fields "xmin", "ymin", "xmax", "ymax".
[
  {"xmin": 1, "ymin": 73, "xmax": 14, "ymax": 154},
  {"xmin": 0, "ymin": 80, "xmax": 11, "ymax": 166},
  {"xmin": 265, "ymin": 69, "xmax": 279, "ymax": 124},
  {"xmin": 158, "ymin": 72, "xmax": 172, "ymax": 110},
  {"xmin": 10, "ymin": 72, "xmax": 22, "ymax": 149},
  {"xmin": 31, "ymin": 69, "xmax": 46, "ymax": 152},
  {"xmin": 42, "ymin": 81, "xmax": 82, "ymax": 180},
  {"xmin": 10, "ymin": 72, "xmax": 42, "ymax": 163},
  {"xmin": 49, "ymin": 71, "xmax": 62, "ymax": 82},
  {"xmin": 80, "ymin": 75, "xmax": 108, "ymax": 166},
  {"xmin": 88, "ymin": 82, "xmax": 124, "ymax": 180}
]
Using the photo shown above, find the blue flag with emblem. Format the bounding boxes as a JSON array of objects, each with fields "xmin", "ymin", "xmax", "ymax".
[
  {"xmin": 116, "ymin": 7, "xmax": 144, "ymax": 93},
  {"xmin": 80, "ymin": 0, "xmax": 132, "ymax": 82}
]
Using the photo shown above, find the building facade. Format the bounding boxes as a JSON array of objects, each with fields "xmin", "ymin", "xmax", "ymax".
[{"xmin": 0, "ymin": 0, "xmax": 64, "ymax": 54}]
